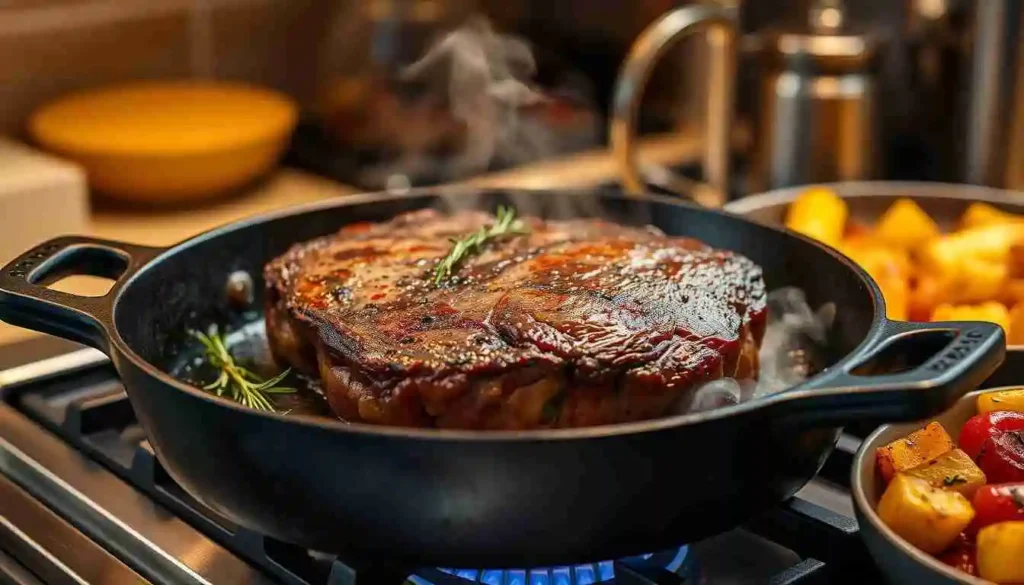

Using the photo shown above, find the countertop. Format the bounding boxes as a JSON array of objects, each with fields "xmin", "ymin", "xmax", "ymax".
[{"xmin": 0, "ymin": 132, "xmax": 709, "ymax": 349}]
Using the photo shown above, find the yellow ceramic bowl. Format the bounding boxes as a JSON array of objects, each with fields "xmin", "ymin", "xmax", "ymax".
[{"xmin": 29, "ymin": 81, "xmax": 298, "ymax": 204}]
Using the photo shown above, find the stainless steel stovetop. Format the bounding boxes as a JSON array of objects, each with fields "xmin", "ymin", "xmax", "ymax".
[{"xmin": 0, "ymin": 348, "xmax": 880, "ymax": 585}]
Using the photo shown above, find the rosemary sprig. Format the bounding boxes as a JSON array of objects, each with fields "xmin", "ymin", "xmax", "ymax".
[
  {"xmin": 434, "ymin": 205, "xmax": 529, "ymax": 284},
  {"xmin": 191, "ymin": 330, "xmax": 295, "ymax": 411}
]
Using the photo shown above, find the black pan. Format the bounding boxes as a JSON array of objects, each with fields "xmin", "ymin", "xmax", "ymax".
[{"xmin": 0, "ymin": 188, "xmax": 1005, "ymax": 570}]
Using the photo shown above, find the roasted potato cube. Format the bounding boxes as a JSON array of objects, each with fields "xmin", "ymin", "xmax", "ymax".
[
  {"xmin": 909, "ymin": 274, "xmax": 948, "ymax": 322},
  {"xmin": 1010, "ymin": 242, "xmax": 1024, "ymax": 279},
  {"xmin": 876, "ymin": 422, "xmax": 955, "ymax": 483},
  {"xmin": 839, "ymin": 241, "xmax": 911, "ymax": 280},
  {"xmin": 839, "ymin": 241, "xmax": 911, "ymax": 319},
  {"xmin": 877, "ymin": 474, "xmax": 975, "ymax": 554},
  {"xmin": 978, "ymin": 388, "xmax": 1024, "ymax": 414},
  {"xmin": 977, "ymin": 521, "xmax": 1024, "ymax": 583},
  {"xmin": 785, "ymin": 187, "xmax": 848, "ymax": 247},
  {"xmin": 950, "ymin": 260, "xmax": 1009, "ymax": 304},
  {"xmin": 878, "ymin": 275, "xmax": 909, "ymax": 321},
  {"xmin": 932, "ymin": 302, "xmax": 1010, "ymax": 334},
  {"xmin": 1001, "ymin": 279, "xmax": 1024, "ymax": 307},
  {"xmin": 920, "ymin": 224, "xmax": 1024, "ymax": 277},
  {"xmin": 961, "ymin": 202, "xmax": 1024, "ymax": 229},
  {"xmin": 904, "ymin": 449, "xmax": 987, "ymax": 498},
  {"xmin": 876, "ymin": 198, "xmax": 940, "ymax": 249},
  {"xmin": 845, "ymin": 220, "xmax": 872, "ymax": 239},
  {"xmin": 1009, "ymin": 304, "xmax": 1024, "ymax": 345}
]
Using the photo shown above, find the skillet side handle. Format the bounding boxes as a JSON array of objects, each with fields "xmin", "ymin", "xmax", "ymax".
[
  {"xmin": 769, "ymin": 320, "xmax": 1006, "ymax": 428},
  {"xmin": 0, "ymin": 236, "xmax": 163, "ymax": 351}
]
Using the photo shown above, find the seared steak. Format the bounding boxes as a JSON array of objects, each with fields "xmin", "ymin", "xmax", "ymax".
[{"xmin": 264, "ymin": 209, "xmax": 767, "ymax": 429}]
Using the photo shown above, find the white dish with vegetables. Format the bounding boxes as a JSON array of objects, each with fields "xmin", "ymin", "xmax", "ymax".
[{"xmin": 854, "ymin": 388, "xmax": 1024, "ymax": 584}]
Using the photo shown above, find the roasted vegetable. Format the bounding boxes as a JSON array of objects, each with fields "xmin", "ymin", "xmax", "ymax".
[
  {"xmin": 1010, "ymin": 242, "xmax": 1024, "ymax": 278},
  {"xmin": 978, "ymin": 388, "xmax": 1024, "ymax": 414},
  {"xmin": 1004, "ymin": 279, "xmax": 1024, "ymax": 305},
  {"xmin": 877, "ymin": 473, "xmax": 976, "ymax": 554},
  {"xmin": 838, "ymin": 241, "xmax": 912, "ymax": 279},
  {"xmin": 931, "ymin": 302, "xmax": 1010, "ymax": 334},
  {"xmin": 961, "ymin": 202, "xmax": 1024, "ymax": 229},
  {"xmin": 837, "ymin": 242, "xmax": 911, "ymax": 319},
  {"xmin": 879, "ymin": 277, "xmax": 909, "ymax": 321},
  {"xmin": 970, "ymin": 484, "xmax": 1024, "ymax": 536},
  {"xmin": 785, "ymin": 187, "xmax": 848, "ymax": 247},
  {"xmin": 977, "ymin": 521, "xmax": 1024, "ymax": 583},
  {"xmin": 959, "ymin": 411, "xmax": 1024, "ymax": 460},
  {"xmin": 908, "ymin": 274, "xmax": 948, "ymax": 322},
  {"xmin": 946, "ymin": 260, "xmax": 1010, "ymax": 304},
  {"xmin": 875, "ymin": 198, "xmax": 940, "ymax": 249},
  {"xmin": 920, "ymin": 223, "xmax": 1023, "ymax": 277},
  {"xmin": 977, "ymin": 431, "xmax": 1024, "ymax": 484},
  {"xmin": 786, "ymin": 191, "xmax": 1024, "ymax": 341},
  {"xmin": 1009, "ymin": 303, "xmax": 1024, "ymax": 345},
  {"xmin": 937, "ymin": 533, "xmax": 977, "ymax": 577},
  {"xmin": 904, "ymin": 448, "xmax": 987, "ymax": 498},
  {"xmin": 876, "ymin": 422, "xmax": 956, "ymax": 483}
]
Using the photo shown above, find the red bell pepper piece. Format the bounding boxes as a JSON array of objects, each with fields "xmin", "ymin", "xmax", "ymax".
[
  {"xmin": 968, "ymin": 483, "xmax": 1024, "ymax": 536},
  {"xmin": 977, "ymin": 431, "xmax": 1024, "ymax": 484},
  {"xmin": 959, "ymin": 411, "xmax": 1024, "ymax": 460},
  {"xmin": 938, "ymin": 533, "xmax": 977, "ymax": 576}
]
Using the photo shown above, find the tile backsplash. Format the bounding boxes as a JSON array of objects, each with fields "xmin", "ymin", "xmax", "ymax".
[{"xmin": 0, "ymin": 0, "xmax": 325, "ymax": 137}]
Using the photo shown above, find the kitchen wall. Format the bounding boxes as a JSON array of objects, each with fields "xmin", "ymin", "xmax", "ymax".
[{"xmin": 0, "ymin": 0, "xmax": 333, "ymax": 137}]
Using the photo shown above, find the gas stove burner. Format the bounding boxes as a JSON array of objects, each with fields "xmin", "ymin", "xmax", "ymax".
[{"xmin": 413, "ymin": 548, "xmax": 688, "ymax": 585}]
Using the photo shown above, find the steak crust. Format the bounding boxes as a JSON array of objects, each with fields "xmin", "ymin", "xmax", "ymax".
[{"xmin": 264, "ymin": 209, "xmax": 767, "ymax": 429}]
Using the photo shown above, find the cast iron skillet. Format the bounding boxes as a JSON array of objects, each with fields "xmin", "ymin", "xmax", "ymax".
[{"xmin": 0, "ymin": 188, "xmax": 1005, "ymax": 570}]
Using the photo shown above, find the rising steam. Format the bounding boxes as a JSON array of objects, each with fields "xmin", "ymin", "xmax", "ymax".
[
  {"xmin": 688, "ymin": 288, "xmax": 836, "ymax": 413},
  {"xmin": 401, "ymin": 16, "xmax": 548, "ymax": 177}
]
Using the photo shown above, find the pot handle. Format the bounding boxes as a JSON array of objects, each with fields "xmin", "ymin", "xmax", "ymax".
[
  {"xmin": 611, "ymin": 3, "xmax": 738, "ymax": 207},
  {"xmin": 0, "ymin": 236, "xmax": 163, "ymax": 352},
  {"xmin": 767, "ymin": 320, "xmax": 1006, "ymax": 427}
]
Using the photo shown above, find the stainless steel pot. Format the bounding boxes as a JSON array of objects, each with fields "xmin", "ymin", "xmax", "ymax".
[{"xmin": 611, "ymin": 0, "xmax": 881, "ymax": 205}]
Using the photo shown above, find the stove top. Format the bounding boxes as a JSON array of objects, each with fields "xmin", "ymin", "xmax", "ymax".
[{"xmin": 0, "ymin": 350, "xmax": 882, "ymax": 585}]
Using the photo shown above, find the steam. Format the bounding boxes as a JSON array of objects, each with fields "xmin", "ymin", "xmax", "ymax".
[
  {"xmin": 401, "ymin": 16, "xmax": 547, "ymax": 177},
  {"xmin": 689, "ymin": 288, "xmax": 836, "ymax": 413},
  {"xmin": 363, "ymin": 15, "xmax": 598, "ymax": 200}
]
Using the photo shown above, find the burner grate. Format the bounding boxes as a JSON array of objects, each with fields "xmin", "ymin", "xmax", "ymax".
[{"xmin": 5, "ymin": 362, "xmax": 881, "ymax": 585}]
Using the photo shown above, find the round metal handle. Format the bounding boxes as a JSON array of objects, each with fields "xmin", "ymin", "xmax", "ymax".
[{"xmin": 611, "ymin": 3, "xmax": 739, "ymax": 207}]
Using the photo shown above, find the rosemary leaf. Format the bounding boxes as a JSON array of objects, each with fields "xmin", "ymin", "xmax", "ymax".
[
  {"xmin": 191, "ymin": 330, "xmax": 295, "ymax": 412},
  {"xmin": 433, "ymin": 205, "xmax": 529, "ymax": 285}
]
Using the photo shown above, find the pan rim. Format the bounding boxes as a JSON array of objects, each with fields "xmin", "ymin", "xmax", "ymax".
[
  {"xmin": 724, "ymin": 180, "xmax": 1024, "ymax": 217},
  {"xmin": 106, "ymin": 186, "xmax": 887, "ymax": 441}
]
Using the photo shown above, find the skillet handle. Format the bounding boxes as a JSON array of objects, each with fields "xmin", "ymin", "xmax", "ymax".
[
  {"xmin": 768, "ymin": 320, "xmax": 1005, "ymax": 427},
  {"xmin": 0, "ymin": 236, "xmax": 163, "ymax": 352}
]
